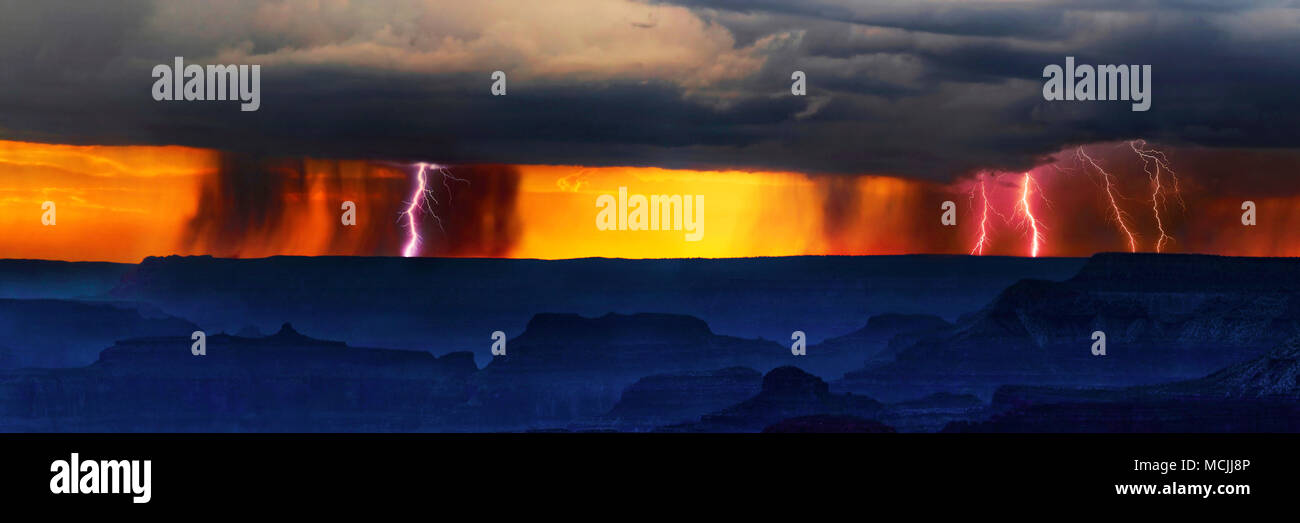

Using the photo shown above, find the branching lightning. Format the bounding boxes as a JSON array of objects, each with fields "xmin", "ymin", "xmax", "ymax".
[
  {"xmin": 1129, "ymin": 139, "xmax": 1183, "ymax": 253},
  {"xmin": 400, "ymin": 163, "xmax": 429, "ymax": 258},
  {"xmin": 969, "ymin": 176, "xmax": 992, "ymax": 255},
  {"xmin": 399, "ymin": 162, "xmax": 469, "ymax": 258},
  {"xmin": 967, "ymin": 142, "xmax": 1184, "ymax": 257},
  {"xmin": 1015, "ymin": 172, "xmax": 1045, "ymax": 257},
  {"xmin": 968, "ymin": 173, "xmax": 1008, "ymax": 255},
  {"xmin": 1076, "ymin": 147, "xmax": 1138, "ymax": 253}
]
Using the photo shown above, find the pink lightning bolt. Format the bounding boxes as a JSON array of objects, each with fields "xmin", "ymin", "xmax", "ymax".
[
  {"xmin": 1077, "ymin": 147, "xmax": 1138, "ymax": 253},
  {"xmin": 401, "ymin": 163, "xmax": 430, "ymax": 258},
  {"xmin": 1129, "ymin": 139, "xmax": 1183, "ymax": 253},
  {"xmin": 969, "ymin": 175, "xmax": 995, "ymax": 255},
  {"xmin": 399, "ymin": 162, "xmax": 470, "ymax": 258},
  {"xmin": 1017, "ymin": 172, "xmax": 1044, "ymax": 257}
]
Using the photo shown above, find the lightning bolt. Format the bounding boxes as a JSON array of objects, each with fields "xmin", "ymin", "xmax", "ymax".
[
  {"xmin": 964, "ymin": 142, "xmax": 1183, "ymax": 258},
  {"xmin": 1129, "ymin": 139, "xmax": 1183, "ymax": 253},
  {"xmin": 968, "ymin": 173, "xmax": 1008, "ymax": 255},
  {"xmin": 401, "ymin": 163, "xmax": 431, "ymax": 258},
  {"xmin": 1015, "ymin": 172, "xmax": 1045, "ymax": 257},
  {"xmin": 400, "ymin": 162, "xmax": 469, "ymax": 258},
  {"xmin": 969, "ymin": 176, "xmax": 992, "ymax": 255},
  {"xmin": 1076, "ymin": 147, "xmax": 1138, "ymax": 253}
]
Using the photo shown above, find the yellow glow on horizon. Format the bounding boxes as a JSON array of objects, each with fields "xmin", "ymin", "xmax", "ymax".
[
  {"xmin": 0, "ymin": 140, "xmax": 215, "ymax": 262},
  {"xmin": 510, "ymin": 165, "xmax": 939, "ymax": 259},
  {"xmin": 0, "ymin": 139, "xmax": 956, "ymax": 261}
]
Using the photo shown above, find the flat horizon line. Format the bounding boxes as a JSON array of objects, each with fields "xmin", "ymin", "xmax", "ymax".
[{"xmin": 3, "ymin": 252, "xmax": 1293, "ymax": 265}]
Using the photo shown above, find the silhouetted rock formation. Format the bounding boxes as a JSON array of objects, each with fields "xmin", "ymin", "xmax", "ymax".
[
  {"xmin": 664, "ymin": 366, "xmax": 884, "ymax": 432},
  {"xmin": 0, "ymin": 260, "xmax": 133, "ymax": 300},
  {"xmin": 97, "ymin": 254, "xmax": 1084, "ymax": 366},
  {"xmin": 805, "ymin": 313, "xmax": 952, "ymax": 378},
  {"xmin": 0, "ymin": 325, "xmax": 477, "ymax": 431},
  {"xmin": 1, "ymin": 253, "xmax": 1293, "ymax": 433},
  {"xmin": 840, "ymin": 253, "xmax": 1300, "ymax": 401},
  {"xmin": 1162, "ymin": 336, "xmax": 1300, "ymax": 398},
  {"xmin": 1068, "ymin": 253, "xmax": 1300, "ymax": 292},
  {"xmin": 597, "ymin": 367, "xmax": 763, "ymax": 430},
  {"xmin": 0, "ymin": 298, "xmax": 197, "ymax": 368},
  {"xmin": 467, "ymin": 313, "xmax": 789, "ymax": 429},
  {"xmin": 947, "ymin": 335, "xmax": 1300, "ymax": 433}
]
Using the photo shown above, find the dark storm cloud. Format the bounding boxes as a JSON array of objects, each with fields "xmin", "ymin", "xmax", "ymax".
[
  {"xmin": 665, "ymin": 0, "xmax": 1077, "ymax": 38},
  {"xmin": 1, "ymin": 0, "xmax": 1299, "ymax": 180}
]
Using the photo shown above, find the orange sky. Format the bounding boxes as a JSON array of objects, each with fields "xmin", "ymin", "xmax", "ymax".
[
  {"xmin": 1, "ymin": 139, "xmax": 1296, "ymax": 262},
  {"xmin": 0, "ymin": 139, "xmax": 960, "ymax": 262},
  {"xmin": 513, "ymin": 165, "xmax": 956, "ymax": 258},
  {"xmin": 0, "ymin": 140, "xmax": 213, "ymax": 262}
]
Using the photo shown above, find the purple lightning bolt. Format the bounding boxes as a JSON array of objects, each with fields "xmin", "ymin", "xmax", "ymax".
[
  {"xmin": 401, "ymin": 163, "xmax": 430, "ymax": 258},
  {"xmin": 399, "ymin": 162, "xmax": 470, "ymax": 258}
]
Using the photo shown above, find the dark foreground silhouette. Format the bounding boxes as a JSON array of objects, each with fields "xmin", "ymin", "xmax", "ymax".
[{"xmin": 0, "ymin": 253, "xmax": 1296, "ymax": 432}]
